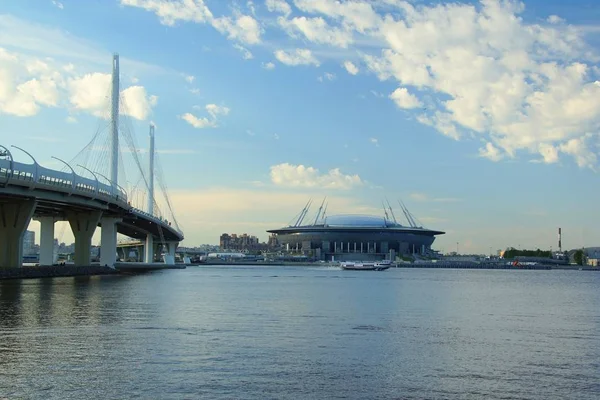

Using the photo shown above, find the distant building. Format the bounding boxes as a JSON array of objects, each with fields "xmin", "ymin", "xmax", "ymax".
[
  {"xmin": 219, "ymin": 233, "xmax": 268, "ymax": 251},
  {"xmin": 23, "ymin": 230, "xmax": 35, "ymax": 255}
]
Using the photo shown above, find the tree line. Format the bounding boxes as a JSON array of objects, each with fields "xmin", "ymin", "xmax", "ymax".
[{"xmin": 502, "ymin": 248, "xmax": 552, "ymax": 259}]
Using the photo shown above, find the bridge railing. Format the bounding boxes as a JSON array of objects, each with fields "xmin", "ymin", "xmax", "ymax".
[
  {"xmin": 130, "ymin": 207, "xmax": 184, "ymax": 237},
  {"xmin": 0, "ymin": 158, "xmax": 129, "ymax": 205},
  {"xmin": 1, "ymin": 157, "xmax": 183, "ymax": 239}
]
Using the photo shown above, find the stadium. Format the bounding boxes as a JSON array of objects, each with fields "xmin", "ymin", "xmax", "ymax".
[{"xmin": 267, "ymin": 200, "xmax": 445, "ymax": 261}]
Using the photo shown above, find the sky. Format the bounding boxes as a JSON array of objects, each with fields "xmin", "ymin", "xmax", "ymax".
[{"xmin": 0, "ymin": 0, "xmax": 599, "ymax": 254}]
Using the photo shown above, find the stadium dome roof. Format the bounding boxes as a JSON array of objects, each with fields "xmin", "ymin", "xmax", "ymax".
[{"xmin": 323, "ymin": 214, "xmax": 400, "ymax": 228}]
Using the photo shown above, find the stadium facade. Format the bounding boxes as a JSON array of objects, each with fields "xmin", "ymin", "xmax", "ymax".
[{"xmin": 267, "ymin": 201, "xmax": 445, "ymax": 262}]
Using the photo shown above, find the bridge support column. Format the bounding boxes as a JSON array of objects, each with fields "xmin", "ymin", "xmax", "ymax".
[
  {"xmin": 67, "ymin": 211, "xmax": 102, "ymax": 266},
  {"xmin": 37, "ymin": 216, "xmax": 57, "ymax": 266},
  {"xmin": 100, "ymin": 217, "xmax": 121, "ymax": 267},
  {"xmin": 144, "ymin": 234, "xmax": 154, "ymax": 263},
  {"xmin": 0, "ymin": 199, "xmax": 37, "ymax": 268},
  {"xmin": 163, "ymin": 241, "xmax": 178, "ymax": 264}
]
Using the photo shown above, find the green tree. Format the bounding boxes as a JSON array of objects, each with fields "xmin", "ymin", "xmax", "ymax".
[{"xmin": 574, "ymin": 250, "xmax": 584, "ymax": 266}]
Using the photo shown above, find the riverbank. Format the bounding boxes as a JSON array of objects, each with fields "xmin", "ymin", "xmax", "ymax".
[
  {"xmin": 0, "ymin": 263, "xmax": 189, "ymax": 280},
  {"xmin": 195, "ymin": 261, "xmax": 598, "ymax": 271},
  {"xmin": 0, "ymin": 265, "xmax": 118, "ymax": 280}
]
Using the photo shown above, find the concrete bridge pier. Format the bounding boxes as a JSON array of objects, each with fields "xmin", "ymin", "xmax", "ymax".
[
  {"xmin": 67, "ymin": 210, "xmax": 102, "ymax": 266},
  {"xmin": 37, "ymin": 216, "xmax": 57, "ymax": 266},
  {"xmin": 0, "ymin": 199, "xmax": 37, "ymax": 268},
  {"xmin": 164, "ymin": 241, "xmax": 178, "ymax": 264},
  {"xmin": 100, "ymin": 217, "xmax": 121, "ymax": 267},
  {"xmin": 144, "ymin": 234, "xmax": 154, "ymax": 263}
]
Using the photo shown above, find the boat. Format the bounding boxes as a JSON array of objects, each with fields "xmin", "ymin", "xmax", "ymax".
[{"xmin": 340, "ymin": 260, "xmax": 391, "ymax": 271}]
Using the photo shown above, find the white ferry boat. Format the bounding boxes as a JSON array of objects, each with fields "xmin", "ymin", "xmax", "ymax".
[{"xmin": 340, "ymin": 260, "xmax": 391, "ymax": 271}]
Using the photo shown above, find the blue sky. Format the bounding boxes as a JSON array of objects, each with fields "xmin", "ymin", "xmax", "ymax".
[{"xmin": 0, "ymin": 0, "xmax": 599, "ymax": 253}]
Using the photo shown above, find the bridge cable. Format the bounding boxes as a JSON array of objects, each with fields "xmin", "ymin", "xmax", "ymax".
[{"xmin": 154, "ymin": 154, "xmax": 181, "ymax": 232}]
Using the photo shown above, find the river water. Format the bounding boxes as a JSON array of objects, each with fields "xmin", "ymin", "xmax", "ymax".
[{"xmin": 1, "ymin": 266, "xmax": 599, "ymax": 399}]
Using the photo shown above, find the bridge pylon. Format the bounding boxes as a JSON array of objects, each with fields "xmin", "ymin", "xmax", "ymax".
[
  {"xmin": 66, "ymin": 210, "xmax": 102, "ymax": 266},
  {"xmin": 0, "ymin": 199, "xmax": 37, "ymax": 268}
]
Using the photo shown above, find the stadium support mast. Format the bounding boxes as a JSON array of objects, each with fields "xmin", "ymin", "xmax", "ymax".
[
  {"xmin": 294, "ymin": 199, "xmax": 312, "ymax": 227},
  {"xmin": 398, "ymin": 200, "xmax": 416, "ymax": 228},
  {"xmin": 386, "ymin": 198, "xmax": 398, "ymax": 224},
  {"xmin": 313, "ymin": 197, "xmax": 327, "ymax": 225},
  {"xmin": 382, "ymin": 201, "xmax": 390, "ymax": 221}
]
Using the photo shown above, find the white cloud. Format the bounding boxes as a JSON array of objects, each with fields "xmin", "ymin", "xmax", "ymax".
[
  {"xmin": 559, "ymin": 135, "xmax": 597, "ymax": 169},
  {"xmin": 206, "ymin": 103, "xmax": 230, "ymax": 118},
  {"xmin": 0, "ymin": 49, "xmax": 61, "ymax": 116},
  {"xmin": 369, "ymin": 137, "xmax": 379, "ymax": 146},
  {"xmin": 52, "ymin": 1, "xmax": 64, "ymax": 9},
  {"xmin": 293, "ymin": 0, "xmax": 381, "ymax": 33},
  {"xmin": 121, "ymin": 0, "xmax": 262, "ymax": 45},
  {"xmin": 233, "ymin": 43, "xmax": 254, "ymax": 60},
  {"xmin": 212, "ymin": 14, "xmax": 262, "ymax": 45},
  {"xmin": 67, "ymin": 72, "xmax": 110, "ymax": 115},
  {"xmin": 0, "ymin": 47, "xmax": 157, "ymax": 120},
  {"xmin": 180, "ymin": 113, "xmax": 216, "ymax": 129},
  {"xmin": 262, "ymin": 62, "xmax": 275, "ymax": 70},
  {"xmin": 547, "ymin": 15, "xmax": 564, "ymax": 24},
  {"xmin": 181, "ymin": 103, "xmax": 230, "ymax": 129},
  {"xmin": 479, "ymin": 142, "xmax": 504, "ymax": 162},
  {"xmin": 389, "ymin": 87, "xmax": 422, "ymax": 109},
  {"xmin": 265, "ymin": 0, "xmax": 291, "ymax": 17},
  {"xmin": 343, "ymin": 60, "xmax": 359, "ymax": 75},
  {"xmin": 121, "ymin": 86, "xmax": 158, "ymax": 120},
  {"xmin": 538, "ymin": 143, "xmax": 559, "ymax": 164},
  {"xmin": 270, "ymin": 163, "xmax": 363, "ymax": 189},
  {"xmin": 247, "ymin": 0, "xmax": 256, "ymax": 16},
  {"xmin": 184, "ymin": 75, "xmax": 195, "ymax": 83},
  {"xmin": 278, "ymin": 16, "xmax": 353, "ymax": 48},
  {"xmin": 274, "ymin": 48, "xmax": 320, "ymax": 66},
  {"xmin": 119, "ymin": 0, "xmax": 213, "ymax": 26},
  {"xmin": 353, "ymin": 0, "xmax": 600, "ymax": 168},
  {"xmin": 318, "ymin": 72, "xmax": 336, "ymax": 82},
  {"xmin": 68, "ymin": 72, "xmax": 157, "ymax": 120}
]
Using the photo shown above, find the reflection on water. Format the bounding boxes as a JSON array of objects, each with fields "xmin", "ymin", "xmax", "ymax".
[{"xmin": 1, "ymin": 268, "xmax": 599, "ymax": 399}]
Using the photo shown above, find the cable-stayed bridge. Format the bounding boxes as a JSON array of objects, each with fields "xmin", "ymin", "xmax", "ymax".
[{"xmin": 0, "ymin": 54, "xmax": 183, "ymax": 268}]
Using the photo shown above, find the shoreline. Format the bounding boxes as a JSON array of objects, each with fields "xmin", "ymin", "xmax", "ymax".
[
  {"xmin": 1, "ymin": 262, "xmax": 597, "ymax": 281},
  {"xmin": 0, "ymin": 264, "xmax": 186, "ymax": 281},
  {"xmin": 195, "ymin": 261, "xmax": 598, "ymax": 271},
  {"xmin": 0, "ymin": 265, "xmax": 118, "ymax": 281}
]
